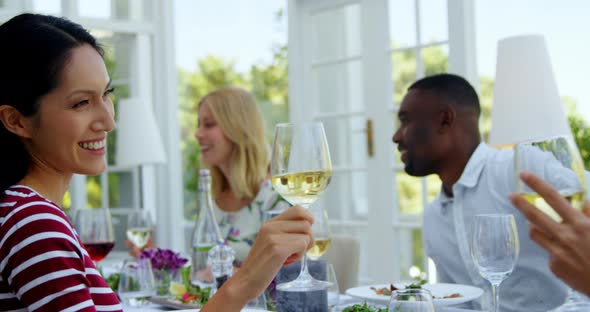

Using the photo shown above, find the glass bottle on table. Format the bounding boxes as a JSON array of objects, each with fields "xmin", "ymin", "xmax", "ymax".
[
  {"xmin": 191, "ymin": 169, "xmax": 219, "ymax": 285},
  {"xmin": 208, "ymin": 238, "xmax": 235, "ymax": 291}
]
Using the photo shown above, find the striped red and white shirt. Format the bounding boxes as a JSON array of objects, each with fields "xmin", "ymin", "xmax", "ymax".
[{"xmin": 0, "ymin": 185, "xmax": 122, "ymax": 312}]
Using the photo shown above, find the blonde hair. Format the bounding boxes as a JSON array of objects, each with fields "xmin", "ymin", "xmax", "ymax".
[{"xmin": 198, "ymin": 87, "xmax": 268, "ymax": 199}]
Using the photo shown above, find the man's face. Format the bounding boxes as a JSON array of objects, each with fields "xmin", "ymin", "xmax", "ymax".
[{"xmin": 392, "ymin": 89, "xmax": 443, "ymax": 176}]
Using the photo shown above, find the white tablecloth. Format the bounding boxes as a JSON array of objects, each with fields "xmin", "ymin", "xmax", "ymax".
[{"xmin": 121, "ymin": 295, "xmax": 482, "ymax": 311}]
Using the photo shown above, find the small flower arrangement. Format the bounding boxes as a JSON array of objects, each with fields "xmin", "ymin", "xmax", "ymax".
[
  {"xmin": 139, "ymin": 248, "xmax": 189, "ymax": 272},
  {"xmin": 139, "ymin": 248, "xmax": 189, "ymax": 295}
]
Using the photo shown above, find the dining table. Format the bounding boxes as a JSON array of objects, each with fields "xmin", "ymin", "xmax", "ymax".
[
  {"xmin": 121, "ymin": 296, "xmax": 483, "ymax": 312},
  {"xmin": 104, "ymin": 253, "xmax": 481, "ymax": 312}
]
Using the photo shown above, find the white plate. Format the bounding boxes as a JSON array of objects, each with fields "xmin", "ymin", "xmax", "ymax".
[{"xmin": 345, "ymin": 282, "xmax": 483, "ymax": 307}]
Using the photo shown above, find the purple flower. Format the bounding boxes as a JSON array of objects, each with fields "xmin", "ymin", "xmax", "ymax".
[
  {"xmin": 229, "ymin": 227, "xmax": 240, "ymax": 237},
  {"xmin": 139, "ymin": 248, "xmax": 189, "ymax": 271}
]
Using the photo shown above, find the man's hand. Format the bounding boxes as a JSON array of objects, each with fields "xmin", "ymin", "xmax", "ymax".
[{"xmin": 510, "ymin": 171, "xmax": 590, "ymax": 296}]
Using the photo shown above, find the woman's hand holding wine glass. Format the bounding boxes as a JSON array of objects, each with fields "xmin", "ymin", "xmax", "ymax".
[{"xmin": 269, "ymin": 122, "xmax": 333, "ymax": 292}]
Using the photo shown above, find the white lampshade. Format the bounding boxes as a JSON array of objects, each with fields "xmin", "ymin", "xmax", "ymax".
[
  {"xmin": 115, "ymin": 98, "xmax": 166, "ymax": 167},
  {"xmin": 488, "ymin": 35, "xmax": 572, "ymax": 146}
]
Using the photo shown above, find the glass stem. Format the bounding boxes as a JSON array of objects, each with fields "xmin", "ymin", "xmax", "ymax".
[
  {"xmin": 298, "ymin": 204, "xmax": 313, "ymax": 282},
  {"xmin": 299, "ymin": 254, "xmax": 312, "ymax": 281},
  {"xmin": 491, "ymin": 282, "xmax": 501, "ymax": 312}
]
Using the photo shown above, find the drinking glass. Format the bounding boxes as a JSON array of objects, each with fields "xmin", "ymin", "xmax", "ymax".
[
  {"xmin": 73, "ymin": 208, "xmax": 115, "ymax": 265},
  {"xmin": 325, "ymin": 263, "xmax": 340, "ymax": 309},
  {"xmin": 388, "ymin": 288, "xmax": 435, "ymax": 312},
  {"xmin": 126, "ymin": 209, "xmax": 153, "ymax": 249},
  {"xmin": 515, "ymin": 135, "xmax": 590, "ymax": 311},
  {"xmin": 307, "ymin": 207, "xmax": 332, "ymax": 261},
  {"xmin": 270, "ymin": 122, "xmax": 332, "ymax": 292},
  {"xmin": 118, "ymin": 258, "xmax": 156, "ymax": 307},
  {"xmin": 470, "ymin": 214, "xmax": 519, "ymax": 312},
  {"xmin": 245, "ymin": 292, "xmax": 268, "ymax": 310}
]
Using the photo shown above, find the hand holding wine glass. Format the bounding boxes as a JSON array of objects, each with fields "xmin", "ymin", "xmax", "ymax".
[
  {"xmin": 73, "ymin": 208, "xmax": 115, "ymax": 265},
  {"xmin": 270, "ymin": 122, "xmax": 332, "ymax": 292},
  {"xmin": 515, "ymin": 135, "xmax": 590, "ymax": 310},
  {"xmin": 511, "ymin": 172, "xmax": 590, "ymax": 303},
  {"xmin": 470, "ymin": 214, "xmax": 519, "ymax": 312}
]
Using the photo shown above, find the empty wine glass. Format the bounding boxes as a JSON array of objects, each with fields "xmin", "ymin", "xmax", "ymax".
[
  {"xmin": 389, "ymin": 288, "xmax": 435, "ymax": 312},
  {"xmin": 73, "ymin": 208, "xmax": 115, "ymax": 265},
  {"xmin": 470, "ymin": 214, "xmax": 519, "ymax": 312},
  {"xmin": 308, "ymin": 261, "xmax": 339, "ymax": 309},
  {"xmin": 325, "ymin": 263, "xmax": 340, "ymax": 309},
  {"xmin": 127, "ymin": 209, "xmax": 153, "ymax": 249},
  {"xmin": 118, "ymin": 258, "xmax": 156, "ymax": 307},
  {"xmin": 270, "ymin": 122, "xmax": 332, "ymax": 292}
]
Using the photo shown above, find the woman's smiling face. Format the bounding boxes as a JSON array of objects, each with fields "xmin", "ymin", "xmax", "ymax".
[
  {"xmin": 24, "ymin": 44, "xmax": 115, "ymax": 176},
  {"xmin": 195, "ymin": 102, "xmax": 233, "ymax": 168}
]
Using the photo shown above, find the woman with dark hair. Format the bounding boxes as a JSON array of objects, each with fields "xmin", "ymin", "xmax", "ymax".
[{"xmin": 0, "ymin": 13, "xmax": 313, "ymax": 311}]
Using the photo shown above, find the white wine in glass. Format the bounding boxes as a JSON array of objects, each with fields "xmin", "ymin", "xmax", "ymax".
[
  {"xmin": 306, "ymin": 208, "xmax": 331, "ymax": 261},
  {"xmin": 126, "ymin": 209, "xmax": 153, "ymax": 249},
  {"xmin": 515, "ymin": 135, "xmax": 590, "ymax": 310},
  {"xmin": 516, "ymin": 135, "xmax": 587, "ymax": 221},
  {"xmin": 307, "ymin": 238, "xmax": 331, "ymax": 260},
  {"xmin": 271, "ymin": 170, "xmax": 332, "ymax": 206},
  {"xmin": 270, "ymin": 122, "xmax": 332, "ymax": 292}
]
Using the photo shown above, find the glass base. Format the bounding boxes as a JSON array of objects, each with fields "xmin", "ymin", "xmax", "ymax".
[
  {"xmin": 550, "ymin": 290, "xmax": 590, "ymax": 312},
  {"xmin": 276, "ymin": 275, "xmax": 332, "ymax": 292},
  {"xmin": 119, "ymin": 292, "xmax": 154, "ymax": 307}
]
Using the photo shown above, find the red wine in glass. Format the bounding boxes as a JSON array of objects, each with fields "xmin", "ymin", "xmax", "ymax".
[
  {"xmin": 84, "ymin": 241, "xmax": 115, "ymax": 263},
  {"xmin": 73, "ymin": 208, "xmax": 115, "ymax": 265}
]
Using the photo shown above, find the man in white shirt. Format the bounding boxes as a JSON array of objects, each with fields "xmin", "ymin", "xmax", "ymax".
[{"xmin": 393, "ymin": 73, "xmax": 568, "ymax": 311}]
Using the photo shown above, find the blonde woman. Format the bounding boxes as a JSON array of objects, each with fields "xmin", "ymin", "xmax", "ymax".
[{"xmin": 196, "ymin": 87, "xmax": 289, "ymax": 262}]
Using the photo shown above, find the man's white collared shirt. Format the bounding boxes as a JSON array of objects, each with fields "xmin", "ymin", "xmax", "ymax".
[{"xmin": 423, "ymin": 143, "xmax": 568, "ymax": 312}]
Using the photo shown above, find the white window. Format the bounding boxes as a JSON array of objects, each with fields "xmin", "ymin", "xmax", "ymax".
[{"xmin": 288, "ymin": 0, "xmax": 476, "ymax": 283}]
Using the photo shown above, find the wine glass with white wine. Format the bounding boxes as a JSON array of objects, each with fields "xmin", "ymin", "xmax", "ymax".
[
  {"xmin": 515, "ymin": 134, "xmax": 590, "ymax": 311},
  {"xmin": 306, "ymin": 207, "xmax": 331, "ymax": 262},
  {"xmin": 126, "ymin": 209, "xmax": 153, "ymax": 250},
  {"xmin": 270, "ymin": 122, "xmax": 332, "ymax": 292}
]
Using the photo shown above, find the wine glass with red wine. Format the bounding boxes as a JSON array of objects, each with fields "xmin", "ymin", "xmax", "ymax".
[{"xmin": 73, "ymin": 208, "xmax": 115, "ymax": 265}]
